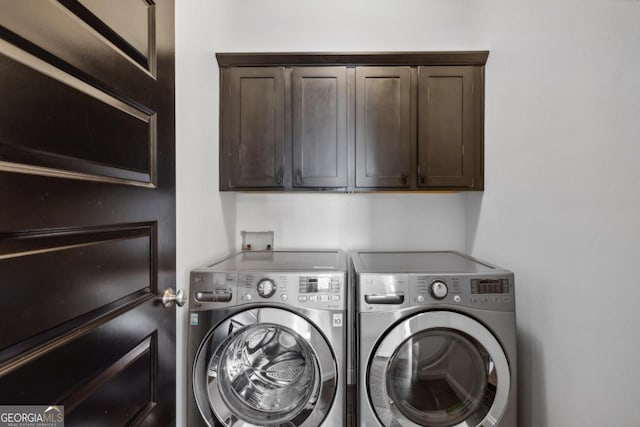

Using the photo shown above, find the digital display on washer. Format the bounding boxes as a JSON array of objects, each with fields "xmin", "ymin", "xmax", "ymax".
[
  {"xmin": 471, "ymin": 278, "xmax": 510, "ymax": 294},
  {"xmin": 299, "ymin": 276, "xmax": 339, "ymax": 293}
]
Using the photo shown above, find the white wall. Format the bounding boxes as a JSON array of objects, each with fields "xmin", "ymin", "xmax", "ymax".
[
  {"xmin": 177, "ymin": 1, "xmax": 640, "ymax": 426},
  {"xmin": 236, "ymin": 193, "xmax": 467, "ymax": 251},
  {"xmin": 175, "ymin": 3, "xmax": 236, "ymax": 424},
  {"xmin": 467, "ymin": 2, "xmax": 640, "ymax": 427}
]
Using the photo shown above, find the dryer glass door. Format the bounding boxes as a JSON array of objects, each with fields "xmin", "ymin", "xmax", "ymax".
[
  {"xmin": 193, "ymin": 307, "xmax": 337, "ymax": 427},
  {"xmin": 386, "ymin": 329, "xmax": 488, "ymax": 426},
  {"xmin": 368, "ymin": 311, "xmax": 510, "ymax": 427}
]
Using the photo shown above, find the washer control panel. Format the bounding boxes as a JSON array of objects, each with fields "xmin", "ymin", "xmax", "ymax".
[
  {"xmin": 240, "ymin": 272, "xmax": 344, "ymax": 309},
  {"xmin": 190, "ymin": 269, "xmax": 345, "ymax": 310}
]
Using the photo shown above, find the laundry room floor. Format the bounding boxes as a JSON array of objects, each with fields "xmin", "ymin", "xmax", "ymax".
[{"xmin": 347, "ymin": 385, "xmax": 354, "ymax": 426}]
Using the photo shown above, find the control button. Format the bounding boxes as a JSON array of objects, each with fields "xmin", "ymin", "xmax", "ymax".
[
  {"xmin": 257, "ymin": 278, "xmax": 277, "ymax": 298},
  {"xmin": 471, "ymin": 297, "xmax": 479, "ymax": 303},
  {"xmin": 481, "ymin": 297, "xmax": 490, "ymax": 303},
  {"xmin": 244, "ymin": 294, "xmax": 252, "ymax": 301},
  {"xmin": 453, "ymin": 295, "xmax": 461, "ymax": 303},
  {"xmin": 417, "ymin": 295, "xmax": 425, "ymax": 303},
  {"xmin": 281, "ymin": 294, "xmax": 288, "ymax": 301},
  {"xmin": 430, "ymin": 281, "xmax": 448, "ymax": 300},
  {"xmin": 320, "ymin": 295, "xmax": 329, "ymax": 302},
  {"xmin": 503, "ymin": 296, "xmax": 511, "ymax": 303},
  {"xmin": 331, "ymin": 295, "xmax": 340, "ymax": 301},
  {"xmin": 309, "ymin": 295, "xmax": 318, "ymax": 301},
  {"xmin": 492, "ymin": 296, "xmax": 500, "ymax": 303},
  {"xmin": 298, "ymin": 295, "xmax": 307, "ymax": 302}
]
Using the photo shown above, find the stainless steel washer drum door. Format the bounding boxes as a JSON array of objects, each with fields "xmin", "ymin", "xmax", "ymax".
[
  {"xmin": 193, "ymin": 308, "xmax": 337, "ymax": 427},
  {"xmin": 368, "ymin": 311, "xmax": 510, "ymax": 427}
]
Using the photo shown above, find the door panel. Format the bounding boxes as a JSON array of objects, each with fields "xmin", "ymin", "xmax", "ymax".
[
  {"xmin": 292, "ymin": 67, "xmax": 347, "ymax": 188},
  {"xmin": 62, "ymin": 0, "xmax": 156, "ymax": 73},
  {"xmin": 65, "ymin": 345, "xmax": 155, "ymax": 427},
  {"xmin": 0, "ymin": 226, "xmax": 153, "ymax": 352},
  {"xmin": 418, "ymin": 66, "xmax": 474, "ymax": 188},
  {"xmin": 0, "ymin": 0, "xmax": 156, "ymax": 98},
  {"xmin": 0, "ymin": 301, "xmax": 160, "ymax": 424},
  {"xmin": 222, "ymin": 67, "xmax": 285, "ymax": 188},
  {"xmin": 0, "ymin": 0, "xmax": 175, "ymax": 425},
  {"xmin": 0, "ymin": 46, "xmax": 154, "ymax": 185},
  {"xmin": 355, "ymin": 67, "xmax": 412, "ymax": 188}
]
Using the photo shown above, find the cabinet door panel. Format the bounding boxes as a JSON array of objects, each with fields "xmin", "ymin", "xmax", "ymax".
[
  {"xmin": 292, "ymin": 67, "xmax": 347, "ymax": 188},
  {"xmin": 418, "ymin": 66, "xmax": 474, "ymax": 188},
  {"xmin": 355, "ymin": 67, "xmax": 411, "ymax": 188},
  {"xmin": 223, "ymin": 67, "xmax": 285, "ymax": 188}
]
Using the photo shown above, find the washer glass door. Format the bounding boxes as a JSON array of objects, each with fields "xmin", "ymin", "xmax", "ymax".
[
  {"xmin": 214, "ymin": 323, "xmax": 317, "ymax": 423},
  {"xmin": 368, "ymin": 311, "xmax": 510, "ymax": 427},
  {"xmin": 193, "ymin": 308, "xmax": 336, "ymax": 427}
]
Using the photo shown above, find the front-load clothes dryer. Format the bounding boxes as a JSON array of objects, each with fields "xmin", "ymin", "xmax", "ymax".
[
  {"xmin": 352, "ymin": 251, "xmax": 517, "ymax": 427},
  {"xmin": 187, "ymin": 250, "xmax": 347, "ymax": 427}
]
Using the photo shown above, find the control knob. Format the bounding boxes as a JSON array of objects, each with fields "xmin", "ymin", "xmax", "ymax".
[
  {"xmin": 257, "ymin": 278, "xmax": 277, "ymax": 298},
  {"xmin": 430, "ymin": 280, "xmax": 448, "ymax": 300}
]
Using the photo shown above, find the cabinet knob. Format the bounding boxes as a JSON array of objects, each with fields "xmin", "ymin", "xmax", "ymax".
[
  {"xmin": 420, "ymin": 175, "xmax": 426, "ymax": 185},
  {"xmin": 295, "ymin": 170, "xmax": 302, "ymax": 186},
  {"xmin": 276, "ymin": 168, "xmax": 283, "ymax": 185}
]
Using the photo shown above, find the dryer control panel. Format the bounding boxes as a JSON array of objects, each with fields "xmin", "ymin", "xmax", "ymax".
[
  {"xmin": 359, "ymin": 273, "xmax": 515, "ymax": 312},
  {"xmin": 411, "ymin": 274, "xmax": 514, "ymax": 311}
]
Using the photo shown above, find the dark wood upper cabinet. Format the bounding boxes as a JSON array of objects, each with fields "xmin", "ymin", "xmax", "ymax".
[
  {"xmin": 217, "ymin": 52, "xmax": 487, "ymax": 192},
  {"xmin": 292, "ymin": 67, "xmax": 348, "ymax": 188},
  {"xmin": 355, "ymin": 67, "xmax": 412, "ymax": 188},
  {"xmin": 221, "ymin": 67, "xmax": 285, "ymax": 189},
  {"xmin": 418, "ymin": 66, "xmax": 478, "ymax": 188}
]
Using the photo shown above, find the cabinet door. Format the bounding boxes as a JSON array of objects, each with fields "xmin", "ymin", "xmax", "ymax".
[
  {"xmin": 355, "ymin": 67, "xmax": 412, "ymax": 188},
  {"xmin": 292, "ymin": 67, "xmax": 347, "ymax": 188},
  {"xmin": 222, "ymin": 67, "xmax": 285, "ymax": 188},
  {"xmin": 418, "ymin": 66, "xmax": 475, "ymax": 188}
]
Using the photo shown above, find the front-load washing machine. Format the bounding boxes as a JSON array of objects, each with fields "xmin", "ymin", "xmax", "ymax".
[
  {"xmin": 187, "ymin": 250, "xmax": 347, "ymax": 427},
  {"xmin": 353, "ymin": 251, "xmax": 517, "ymax": 427}
]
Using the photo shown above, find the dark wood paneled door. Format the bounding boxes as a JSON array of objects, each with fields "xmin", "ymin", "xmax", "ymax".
[
  {"xmin": 221, "ymin": 67, "xmax": 285, "ymax": 189},
  {"xmin": 418, "ymin": 66, "xmax": 475, "ymax": 188},
  {"xmin": 355, "ymin": 67, "xmax": 412, "ymax": 188},
  {"xmin": 0, "ymin": 1, "xmax": 176, "ymax": 426},
  {"xmin": 292, "ymin": 67, "xmax": 348, "ymax": 188}
]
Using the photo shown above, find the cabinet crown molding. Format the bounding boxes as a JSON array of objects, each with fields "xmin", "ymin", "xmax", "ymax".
[{"xmin": 216, "ymin": 51, "xmax": 489, "ymax": 67}]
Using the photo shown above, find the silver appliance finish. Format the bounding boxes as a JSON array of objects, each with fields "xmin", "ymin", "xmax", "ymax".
[
  {"xmin": 187, "ymin": 250, "xmax": 347, "ymax": 427},
  {"xmin": 353, "ymin": 251, "xmax": 517, "ymax": 427}
]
